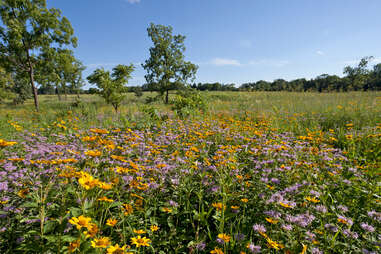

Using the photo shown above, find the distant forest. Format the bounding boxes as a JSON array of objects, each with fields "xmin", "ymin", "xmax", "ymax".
[
  {"xmin": 37, "ymin": 56, "xmax": 381, "ymax": 95},
  {"xmin": 193, "ymin": 57, "xmax": 381, "ymax": 92}
]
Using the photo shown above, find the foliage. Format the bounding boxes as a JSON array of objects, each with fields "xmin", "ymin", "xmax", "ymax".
[
  {"xmin": 142, "ymin": 23, "xmax": 198, "ymax": 104},
  {"xmin": 37, "ymin": 48, "xmax": 85, "ymax": 100},
  {"xmin": 87, "ymin": 64, "xmax": 134, "ymax": 112},
  {"xmin": 0, "ymin": 0, "xmax": 77, "ymax": 111},
  {"xmin": 171, "ymin": 89, "xmax": 207, "ymax": 118},
  {"xmin": 0, "ymin": 66, "xmax": 15, "ymax": 103}
]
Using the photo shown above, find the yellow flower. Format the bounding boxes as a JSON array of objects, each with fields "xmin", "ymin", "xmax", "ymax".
[
  {"xmin": 130, "ymin": 235, "xmax": 151, "ymax": 247},
  {"xmin": 279, "ymin": 202, "xmax": 293, "ymax": 208},
  {"xmin": 265, "ymin": 217, "xmax": 279, "ymax": 224},
  {"xmin": 123, "ymin": 204, "xmax": 133, "ymax": 215},
  {"xmin": 84, "ymin": 149, "xmax": 102, "ymax": 157},
  {"xmin": 305, "ymin": 196, "xmax": 320, "ymax": 203},
  {"xmin": 210, "ymin": 247, "xmax": 224, "ymax": 254},
  {"xmin": 98, "ymin": 196, "xmax": 114, "ymax": 202},
  {"xmin": 78, "ymin": 173, "xmax": 99, "ymax": 190},
  {"xmin": 241, "ymin": 198, "xmax": 249, "ymax": 203},
  {"xmin": 17, "ymin": 188, "xmax": 29, "ymax": 198},
  {"xmin": 107, "ymin": 244, "xmax": 129, "ymax": 254},
  {"xmin": 150, "ymin": 225, "xmax": 159, "ymax": 232},
  {"xmin": 98, "ymin": 182, "xmax": 113, "ymax": 190},
  {"xmin": 212, "ymin": 202, "xmax": 225, "ymax": 211},
  {"xmin": 162, "ymin": 207, "xmax": 172, "ymax": 213},
  {"xmin": 106, "ymin": 218, "xmax": 118, "ymax": 227},
  {"xmin": 91, "ymin": 237, "xmax": 111, "ymax": 248},
  {"xmin": 68, "ymin": 239, "xmax": 80, "ymax": 253},
  {"xmin": 300, "ymin": 243, "xmax": 307, "ymax": 254},
  {"xmin": 266, "ymin": 237, "xmax": 284, "ymax": 250},
  {"xmin": 84, "ymin": 223, "xmax": 99, "ymax": 238},
  {"xmin": 217, "ymin": 233, "xmax": 231, "ymax": 243},
  {"xmin": 0, "ymin": 139, "xmax": 17, "ymax": 147},
  {"xmin": 69, "ymin": 215, "xmax": 92, "ymax": 230},
  {"xmin": 133, "ymin": 229, "xmax": 146, "ymax": 234},
  {"xmin": 90, "ymin": 128, "xmax": 109, "ymax": 134},
  {"xmin": 231, "ymin": 205, "xmax": 239, "ymax": 210}
]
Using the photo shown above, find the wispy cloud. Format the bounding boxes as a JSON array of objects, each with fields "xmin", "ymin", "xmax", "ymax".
[
  {"xmin": 211, "ymin": 58, "xmax": 242, "ymax": 66},
  {"xmin": 248, "ymin": 59, "xmax": 290, "ymax": 67},
  {"xmin": 126, "ymin": 0, "xmax": 141, "ymax": 3},
  {"xmin": 316, "ymin": 50, "xmax": 324, "ymax": 56},
  {"xmin": 239, "ymin": 39, "xmax": 252, "ymax": 48}
]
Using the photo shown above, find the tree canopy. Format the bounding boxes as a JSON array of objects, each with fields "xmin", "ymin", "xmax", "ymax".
[
  {"xmin": 0, "ymin": 0, "xmax": 78, "ymax": 110},
  {"xmin": 87, "ymin": 64, "xmax": 135, "ymax": 112},
  {"xmin": 142, "ymin": 23, "xmax": 198, "ymax": 104}
]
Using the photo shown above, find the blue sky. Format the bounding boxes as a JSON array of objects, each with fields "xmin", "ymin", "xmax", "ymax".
[{"xmin": 48, "ymin": 0, "xmax": 381, "ymax": 88}]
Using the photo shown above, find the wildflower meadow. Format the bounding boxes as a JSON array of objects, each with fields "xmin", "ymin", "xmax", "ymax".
[{"xmin": 0, "ymin": 92, "xmax": 380, "ymax": 253}]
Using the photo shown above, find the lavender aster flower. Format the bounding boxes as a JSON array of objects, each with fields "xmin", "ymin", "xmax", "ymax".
[
  {"xmin": 253, "ymin": 224, "xmax": 266, "ymax": 233},
  {"xmin": 360, "ymin": 222, "xmax": 375, "ymax": 233},
  {"xmin": 247, "ymin": 243, "xmax": 261, "ymax": 253}
]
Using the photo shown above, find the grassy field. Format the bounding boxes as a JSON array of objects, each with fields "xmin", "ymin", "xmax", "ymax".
[{"xmin": 0, "ymin": 91, "xmax": 380, "ymax": 253}]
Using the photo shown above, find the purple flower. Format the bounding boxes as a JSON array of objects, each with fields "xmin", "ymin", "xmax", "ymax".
[
  {"xmin": 315, "ymin": 205, "xmax": 327, "ymax": 213},
  {"xmin": 253, "ymin": 224, "xmax": 266, "ymax": 233},
  {"xmin": 325, "ymin": 224, "xmax": 338, "ymax": 232},
  {"xmin": 309, "ymin": 190, "xmax": 320, "ymax": 197},
  {"xmin": 247, "ymin": 243, "xmax": 261, "ymax": 253},
  {"xmin": 194, "ymin": 242, "xmax": 205, "ymax": 250},
  {"xmin": 343, "ymin": 229, "xmax": 358, "ymax": 239},
  {"xmin": 216, "ymin": 238, "xmax": 224, "ymax": 245},
  {"xmin": 234, "ymin": 233, "xmax": 245, "ymax": 242},
  {"xmin": 360, "ymin": 223, "xmax": 375, "ymax": 233},
  {"xmin": 282, "ymin": 224, "xmax": 293, "ymax": 231},
  {"xmin": 169, "ymin": 200, "xmax": 178, "ymax": 207},
  {"xmin": 362, "ymin": 249, "xmax": 376, "ymax": 254},
  {"xmin": 264, "ymin": 210, "xmax": 281, "ymax": 219},
  {"xmin": 305, "ymin": 231, "xmax": 316, "ymax": 241},
  {"xmin": 338, "ymin": 205, "xmax": 348, "ymax": 213},
  {"xmin": 367, "ymin": 210, "xmax": 381, "ymax": 222},
  {"xmin": 311, "ymin": 247, "xmax": 323, "ymax": 254},
  {"xmin": 0, "ymin": 182, "xmax": 8, "ymax": 191}
]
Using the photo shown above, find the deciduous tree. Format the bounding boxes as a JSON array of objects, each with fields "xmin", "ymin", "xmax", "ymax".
[
  {"xmin": 142, "ymin": 23, "xmax": 198, "ymax": 104},
  {"xmin": 0, "ymin": 0, "xmax": 77, "ymax": 111},
  {"xmin": 87, "ymin": 64, "xmax": 134, "ymax": 112}
]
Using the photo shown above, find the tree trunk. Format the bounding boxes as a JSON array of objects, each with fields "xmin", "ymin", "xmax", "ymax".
[
  {"xmin": 165, "ymin": 89, "xmax": 169, "ymax": 104},
  {"xmin": 56, "ymin": 86, "xmax": 62, "ymax": 101},
  {"xmin": 28, "ymin": 62, "xmax": 39, "ymax": 112},
  {"xmin": 63, "ymin": 83, "xmax": 67, "ymax": 100}
]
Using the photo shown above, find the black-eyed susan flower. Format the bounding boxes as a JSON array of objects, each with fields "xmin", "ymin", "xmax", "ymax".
[
  {"xmin": 130, "ymin": 235, "xmax": 151, "ymax": 247},
  {"xmin": 106, "ymin": 218, "xmax": 117, "ymax": 227},
  {"xmin": 91, "ymin": 237, "xmax": 111, "ymax": 248},
  {"xmin": 69, "ymin": 215, "xmax": 92, "ymax": 230}
]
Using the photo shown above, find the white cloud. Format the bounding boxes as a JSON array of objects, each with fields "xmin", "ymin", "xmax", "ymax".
[
  {"xmin": 316, "ymin": 50, "xmax": 324, "ymax": 56},
  {"xmin": 126, "ymin": 0, "xmax": 141, "ymax": 4},
  {"xmin": 211, "ymin": 58, "xmax": 242, "ymax": 66},
  {"xmin": 239, "ymin": 39, "xmax": 252, "ymax": 48},
  {"xmin": 248, "ymin": 59, "xmax": 290, "ymax": 67}
]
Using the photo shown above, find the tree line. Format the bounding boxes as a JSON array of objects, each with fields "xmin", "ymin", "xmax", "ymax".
[{"xmin": 191, "ymin": 56, "xmax": 380, "ymax": 92}]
